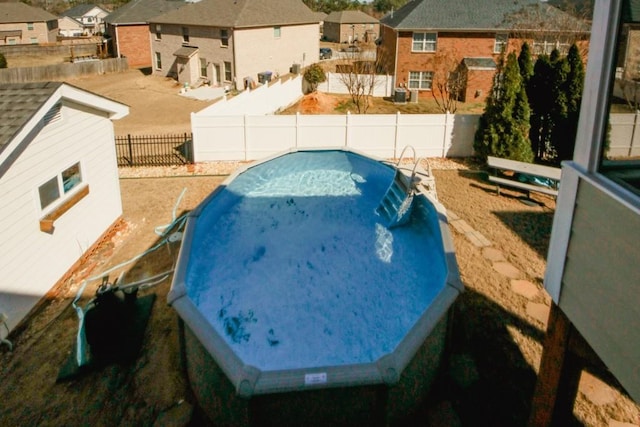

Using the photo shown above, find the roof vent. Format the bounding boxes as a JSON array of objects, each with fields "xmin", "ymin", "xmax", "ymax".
[{"xmin": 43, "ymin": 104, "xmax": 62, "ymax": 126}]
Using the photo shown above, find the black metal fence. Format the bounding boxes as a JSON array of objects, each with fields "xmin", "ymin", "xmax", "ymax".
[{"xmin": 115, "ymin": 133, "xmax": 194, "ymax": 167}]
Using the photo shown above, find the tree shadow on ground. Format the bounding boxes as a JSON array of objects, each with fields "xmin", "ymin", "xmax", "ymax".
[
  {"xmin": 492, "ymin": 210, "xmax": 555, "ymax": 258},
  {"xmin": 400, "ymin": 287, "xmax": 586, "ymax": 427}
]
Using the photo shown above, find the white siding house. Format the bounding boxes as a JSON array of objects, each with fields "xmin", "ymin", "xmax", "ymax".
[{"xmin": 0, "ymin": 82, "xmax": 128, "ymax": 332}]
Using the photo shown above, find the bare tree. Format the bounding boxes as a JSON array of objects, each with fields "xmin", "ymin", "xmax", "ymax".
[
  {"xmin": 503, "ymin": 2, "xmax": 592, "ymax": 59},
  {"xmin": 335, "ymin": 45, "xmax": 387, "ymax": 113},
  {"xmin": 430, "ymin": 47, "xmax": 465, "ymax": 113}
]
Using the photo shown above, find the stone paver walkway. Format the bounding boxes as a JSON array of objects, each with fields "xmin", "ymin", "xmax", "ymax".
[{"xmin": 443, "ymin": 207, "xmax": 638, "ymax": 426}]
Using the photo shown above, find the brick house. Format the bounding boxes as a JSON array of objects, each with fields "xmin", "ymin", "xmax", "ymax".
[
  {"xmin": 149, "ymin": 0, "xmax": 319, "ymax": 89},
  {"xmin": 0, "ymin": 2, "xmax": 58, "ymax": 45},
  {"xmin": 104, "ymin": 0, "xmax": 185, "ymax": 68},
  {"xmin": 323, "ymin": 10, "xmax": 379, "ymax": 44},
  {"xmin": 378, "ymin": 0, "xmax": 590, "ymax": 103}
]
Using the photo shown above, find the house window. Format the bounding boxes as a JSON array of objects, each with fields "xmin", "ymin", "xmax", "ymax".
[
  {"xmin": 62, "ymin": 163, "xmax": 82, "ymax": 193},
  {"xmin": 27, "ymin": 22, "xmax": 34, "ymax": 30},
  {"xmin": 38, "ymin": 162, "xmax": 83, "ymax": 210},
  {"xmin": 200, "ymin": 58, "xmax": 208, "ymax": 77},
  {"xmin": 274, "ymin": 26, "xmax": 281, "ymax": 38},
  {"xmin": 533, "ymin": 37, "xmax": 570, "ymax": 55},
  {"xmin": 412, "ymin": 32, "xmax": 436, "ymax": 52},
  {"xmin": 155, "ymin": 52, "xmax": 162, "ymax": 70},
  {"xmin": 155, "ymin": 24, "xmax": 161, "ymax": 40},
  {"xmin": 494, "ymin": 33, "xmax": 508, "ymax": 54},
  {"xmin": 224, "ymin": 61, "xmax": 232, "ymax": 82},
  {"xmin": 30, "ymin": 37, "xmax": 38, "ymax": 44},
  {"xmin": 408, "ymin": 71, "xmax": 434, "ymax": 90},
  {"xmin": 39, "ymin": 177, "xmax": 60, "ymax": 210},
  {"xmin": 221, "ymin": 29, "xmax": 229, "ymax": 47},
  {"xmin": 182, "ymin": 27, "xmax": 189, "ymax": 43}
]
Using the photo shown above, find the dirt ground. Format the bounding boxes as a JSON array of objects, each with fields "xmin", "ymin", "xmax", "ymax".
[
  {"xmin": 65, "ymin": 69, "xmax": 218, "ymax": 136},
  {"xmin": 0, "ymin": 70, "xmax": 638, "ymax": 426}
]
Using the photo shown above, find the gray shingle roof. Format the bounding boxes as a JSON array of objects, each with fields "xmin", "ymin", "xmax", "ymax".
[
  {"xmin": 105, "ymin": 0, "xmax": 186, "ymax": 25},
  {"xmin": 150, "ymin": 0, "xmax": 318, "ymax": 28},
  {"xmin": 324, "ymin": 10, "xmax": 379, "ymax": 24},
  {"xmin": 0, "ymin": 82, "xmax": 63, "ymax": 153},
  {"xmin": 0, "ymin": 2, "xmax": 58, "ymax": 24},
  {"xmin": 60, "ymin": 4, "xmax": 107, "ymax": 18},
  {"xmin": 381, "ymin": 0, "xmax": 589, "ymax": 31}
]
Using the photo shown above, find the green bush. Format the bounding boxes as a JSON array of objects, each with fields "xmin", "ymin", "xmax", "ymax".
[
  {"xmin": 0, "ymin": 53, "xmax": 7, "ymax": 69},
  {"xmin": 303, "ymin": 63, "xmax": 326, "ymax": 93}
]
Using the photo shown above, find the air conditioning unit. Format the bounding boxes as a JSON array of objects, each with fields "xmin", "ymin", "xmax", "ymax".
[
  {"xmin": 257, "ymin": 71, "xmax": 273, "ymax": 84},
  {"xmin": 290, "ymin": 63, "xmax": 301, "ymax": 74},
  {"xmin": 394, "ymin": 88, "xmax": 407, "ymax": 104}
]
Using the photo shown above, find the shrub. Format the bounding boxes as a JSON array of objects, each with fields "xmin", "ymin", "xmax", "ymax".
[{"xmin": 303, "ymin": 63, "xmax": 326, "ymax": 93}]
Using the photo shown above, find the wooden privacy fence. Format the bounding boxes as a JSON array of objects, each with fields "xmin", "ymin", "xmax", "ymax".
[
  {"xmin": 0, "ymin": 58, "xmax": 128, "ymax": 84},
  {"xmin": 115, "ymin": 133, "xmax": 194, "ymax": 166}
]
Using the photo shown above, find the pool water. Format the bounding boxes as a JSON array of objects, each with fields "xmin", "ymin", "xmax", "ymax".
[{"xmin": 184, "ymin": 151, "xmax": 448, "ymax": 371}]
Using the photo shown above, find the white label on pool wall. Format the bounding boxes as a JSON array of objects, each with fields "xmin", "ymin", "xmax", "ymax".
[{"xmin": 304, "ymin": 372, "xmax": 327, "ymax": 385}]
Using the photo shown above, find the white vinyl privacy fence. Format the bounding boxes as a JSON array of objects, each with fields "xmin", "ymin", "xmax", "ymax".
[
  {"xmin": 608, "ymin": 113, "xmax": 640, "ymax": 157},
  {"xmin": 198, "ymin": 75, "xmax": 305, "ymax": 116},
  {"xmin": 191, "ymin": 112, "xmax": 479, "ymax": 161}
]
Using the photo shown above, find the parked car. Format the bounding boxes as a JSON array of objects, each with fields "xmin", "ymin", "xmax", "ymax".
[
  {"xmin": 341, "ymin": 45, "xmax": 361, "ymax": 53},
  {"xmin": 319, "ymin": 47, "xmax": 332, "ymax": 59}
]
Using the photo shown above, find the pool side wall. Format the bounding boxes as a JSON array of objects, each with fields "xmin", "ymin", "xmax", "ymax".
[
  {"xmin": 181, "ymin": 308, "xmax": 450, "ymax": 426},
  {"xmin": 168, "ymin": 148, "xmax": 465, "ymax": 424}
]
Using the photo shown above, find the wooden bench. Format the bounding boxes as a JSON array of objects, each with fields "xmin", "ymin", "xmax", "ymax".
[{"xmin": 486, "ymin": 156, "xmax": 561, "ymax": 198}]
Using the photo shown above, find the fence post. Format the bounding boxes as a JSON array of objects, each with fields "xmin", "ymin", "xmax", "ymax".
[
  {"xmin": 127, "ymin": 134, "xmax": 133, "ymax": 166},
  {"xmin": 296, "ymin": 112, "xmax": 300, "ymax": 149},
  {"xmin": 443, "ymin": 112, "xmax": 452, "ymax": 158},
  {"xmin": 345, "ymin": 111, "xmax": 351, "ymax": 148},
  {"xmin": 394, "ymin": 111, "xmax": 400, "ymax": 158},
  {"xmin": 631, "ymin": 111, "xmax": 639, "ymax": 157},
  {"xmin": 244, "ymin": 114, "xmax": 248, "ymax": 161}
]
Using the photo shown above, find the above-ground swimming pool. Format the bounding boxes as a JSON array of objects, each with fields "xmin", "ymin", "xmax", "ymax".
[{"xmin": 168, "ymin": 148, "xmax": 463, "ymax": 426}]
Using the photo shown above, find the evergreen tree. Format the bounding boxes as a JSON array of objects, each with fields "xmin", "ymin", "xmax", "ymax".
[
  {"xmin": 547, "ymin": 49, "xmax": 570, "ymax": 164},
  {"xmin": 518, "ymin": 42, "xmax": 534, "ymax": 85},
  {"xmin": 554, "ymin": 43, "xmax": 585, "ymax": 163},
  {"xmin": 474, "ymin": 52, "xmax": 534, "ymax": 162},
  {"xmin": 0, "ymin": 53, "xmax": 6, "ymax": 69},
  {"xmin": 528, "ymin": 54, "xmax": 556, "ymax": 161}
]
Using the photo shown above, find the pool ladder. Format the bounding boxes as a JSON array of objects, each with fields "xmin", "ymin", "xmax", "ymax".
[{"xmin": 377, "ymin": 146, "xmax": 422, "ymax": 228}]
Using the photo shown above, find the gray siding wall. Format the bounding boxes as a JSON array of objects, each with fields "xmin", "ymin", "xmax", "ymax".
[{"xmin": 558, "ymin": 179, "xmax": 640, "ymax": 400}]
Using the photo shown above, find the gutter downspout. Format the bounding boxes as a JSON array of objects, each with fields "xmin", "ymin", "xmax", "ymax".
[
  {"xmin": 232, "ymin": 27, "xmax": 238, "ymax": 90},
  {"xmin": 394, "ymin": 27, "xmax": 399, "ymax": 88},
  {"xmin": 115, "ymin": 25, "xmax": 122, "ymax": 59}
]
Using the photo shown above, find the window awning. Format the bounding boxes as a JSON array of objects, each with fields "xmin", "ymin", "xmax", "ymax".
[
  {"xmin": 462, "ymin": 57, "xmax": 497, "ymax": 71},
  {"xmin": 173, "ymin": 46, "xmax": 199, "ymax": 59}
]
